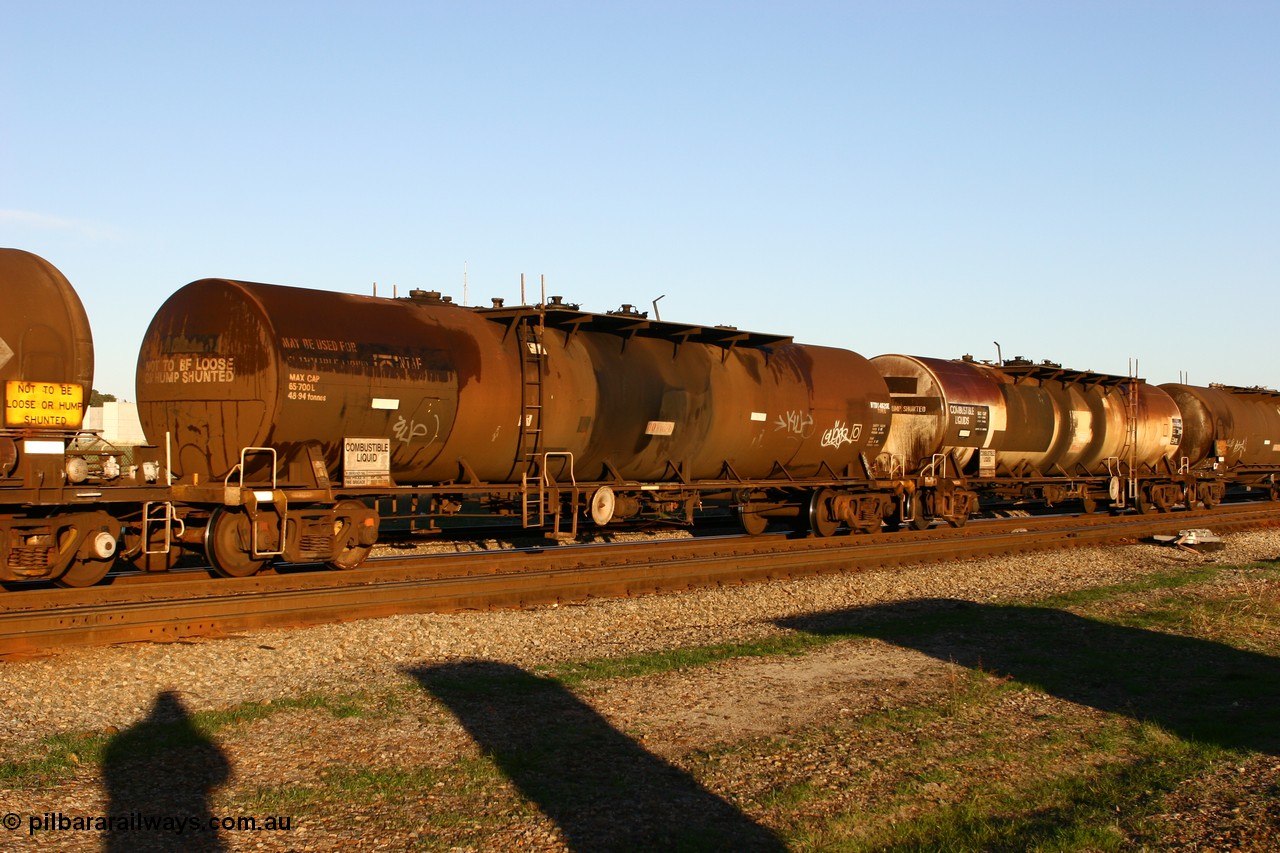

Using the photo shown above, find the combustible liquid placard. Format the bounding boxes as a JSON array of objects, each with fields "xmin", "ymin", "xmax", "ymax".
[{"xmin": 5, "ymin": 381, "xmax": 84, "ymax": 428}]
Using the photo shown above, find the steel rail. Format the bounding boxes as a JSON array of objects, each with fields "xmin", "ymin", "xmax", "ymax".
[{"xmin": 1, "ymin": 503, "xmax": 1277, "ymax": 657}]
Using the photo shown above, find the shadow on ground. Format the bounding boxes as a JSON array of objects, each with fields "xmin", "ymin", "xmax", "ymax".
[
  {"xmin": 778, "ymin": 598, "xmax": 1280, "ymax": 755},
  {"xmin": 102, "ymin": 691, "xmax": 230, "ymax": 852},
  {"xmin": 408, "ymin": 660, "xmax": 786, "ymax": 852}
]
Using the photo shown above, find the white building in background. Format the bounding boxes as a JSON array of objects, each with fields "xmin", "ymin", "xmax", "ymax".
[{"xmin": 85, "ymin": 401, "xmax": 147, "ymax": 445}]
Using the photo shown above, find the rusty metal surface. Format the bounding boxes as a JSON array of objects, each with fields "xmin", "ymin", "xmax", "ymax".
[
  {"xmin": 136, "ymin": 280, "xmax": 494, "ymax": 484},
  {"xmin": 3, "ymin": 502, "xmax": 1276, "ymax": 656},
  {"xmin": 0, "ymin": 248, "xmax": 94, "ymax": 425},
  {"xmin": 0, "ymin": 250, "xmax": 109, "ymax": 585},
  {"xmin": 1130, "ymin": 381, "xmax": 1185, "ymax": 469},
  {"xmin": 873, "ymin": 354, "xmax": 1005, "ymax": 472},
  {"xmin": 1160, "ymin": 383, "xmax": 1280, "ymax": 468},
  {"xmin": 137, "ymin": 280, "xmax": 892, "ymax": 487},
  {"xmin": 560, "ymin": 337, "xmax": 891, "ymax": 481},
  {"xmin": 873, "ymin": 355, "xmax": 1182, "ymax": 476}
]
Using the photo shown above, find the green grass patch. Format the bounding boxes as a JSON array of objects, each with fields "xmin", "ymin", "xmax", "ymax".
[
  {"xmin": 0, "ymin": 730, "xmax": 112, "ymax": 786},
  {"xmin": 1113, "ymin": 585, "xmax": 1280, "ymax": 653},
  {"xmin": 1036, "ymin": 564, "xmax": 1223, "ymax": 609},
  {"xmin": 0, "ymin": 689, "xmax": 399, "ymax": 787},
  {"xmin": 741, "ymin": 696, "xmax": 1225, "ymax": 853},
  {"xmin": 832, "ymin": 727, "xmax": 1223, "ymax": 853},
  {"xmin": 540, "ymin": 632, "xmax": 830, "ymax": 685},
  {"xmin": 236, "ymin": 755, "xmax": 518, "ymax": 840},
  {"xmin": 759, "ymin": 779, "xmax": 817, "ymax": 809}
]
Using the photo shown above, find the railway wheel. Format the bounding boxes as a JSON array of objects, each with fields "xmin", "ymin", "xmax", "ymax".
[
  {"xmin": 1132, "ymin": 488, "xmax": 1154, "ymax": 514},
  {"xmin": 738, "ymin": 503, "xmax": 768, "ymax": 536},
  {"xmin": 904, "ymin": 495, "xmax": 931, "ymax": 530},
  {"xmin": 327, "ymin": 500, "xmax": 377, "ymax": 570},
  {"xmin": 54, "ymin": 528, "xmax": 117, "ymax": 588},
  {"xmin": 883, "ymin": 494, "xmax": 919, "ymax": 531},
  {"xmin": 808, "ymin": 489, "xmax": 840, "ymax": 538},
  {"xmin": 205, "ymin": 508, "xmax": 269, "ymax": 578},
  {"xmin": 1080, "ymin": 494, "xmax": 1098, "ymax": 514},
  {"xmin": 589, "ymin": 486, "xmax": 616, "ymax": 526},
  {"xmin": 56, "ymin": 558, "xmax": 112, "ymax": 588},
  {"xmin": 1199, "ymin": 483, "xmax": 1223, "ymax": 509}
]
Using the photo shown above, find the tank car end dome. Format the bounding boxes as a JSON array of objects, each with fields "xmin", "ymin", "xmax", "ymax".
[{"xmin": 0, "ymin": 248, "xmax": 95, "ymax": 423}]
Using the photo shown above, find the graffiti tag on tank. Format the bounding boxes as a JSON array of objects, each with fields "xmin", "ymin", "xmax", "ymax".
[
  {"xmin": 775, "ymin": 410, "xmax": 815, "ymax": 437},
  {"xmin": 820, "ymin": 420, "xmax": 862, "ymax": 448},
  {"xmin": 393, "ymin": 413, "xmax": 441, "ymax": 446}
]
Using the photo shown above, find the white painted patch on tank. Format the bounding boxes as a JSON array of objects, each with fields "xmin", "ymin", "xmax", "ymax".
[{"xmin": 1069, "ymin": 409, "xmax": 1094, "ymax": 457}]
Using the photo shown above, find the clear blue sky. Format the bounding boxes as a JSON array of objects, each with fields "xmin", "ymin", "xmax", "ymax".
[{"xmin": 4, "ymin": 2, "xmax": 1277, "ymax": 399}]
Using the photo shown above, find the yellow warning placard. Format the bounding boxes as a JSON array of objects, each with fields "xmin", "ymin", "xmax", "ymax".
[{"xmin": 5, "ymin": 381, "xmax": 84, "ymax": 429}]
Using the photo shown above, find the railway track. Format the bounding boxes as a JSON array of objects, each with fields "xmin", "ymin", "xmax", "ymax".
[{"xmin": 1, "ymin": 502, "xmax": 1277, "ymax": 657}]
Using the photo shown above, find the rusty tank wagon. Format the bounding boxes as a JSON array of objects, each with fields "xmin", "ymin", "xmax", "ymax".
[
  {"xmin": 871, "ymin": 354, "xmax": 1201, "ymax": 514},
  {"xmin": 135, "ymin": 278, "xmax": 902, "ymax": 575},
  {"xmin": 1159, "ymin": 383, "xmax": 1280, "ymax": 504}
]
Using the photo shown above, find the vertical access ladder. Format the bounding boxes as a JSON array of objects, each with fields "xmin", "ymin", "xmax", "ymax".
[
  {"xmin": 1108, "ymin": 369, "xmax": 1141, "ymax": 509},
  {"xmin": 515, "ymin": 317, "xmax": 580, "ymax": 537},
  {"xmin": 1127, "ymin": 373, "xmax": 1138, "ymax": 506},
  {"xmin": 516, "ymin": 317, "xmax": 545, "ymax": 473}
]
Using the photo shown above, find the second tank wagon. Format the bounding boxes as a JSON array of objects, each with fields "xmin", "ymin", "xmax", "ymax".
[{"xmin": 871, "ymin": 354, "xmax": 1187, "ymax": 511}]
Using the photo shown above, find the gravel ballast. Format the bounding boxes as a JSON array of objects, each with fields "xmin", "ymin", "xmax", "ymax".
[{"xmin": 2, "ymin": 529, "xmax": 1277, "ymax": 746}]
